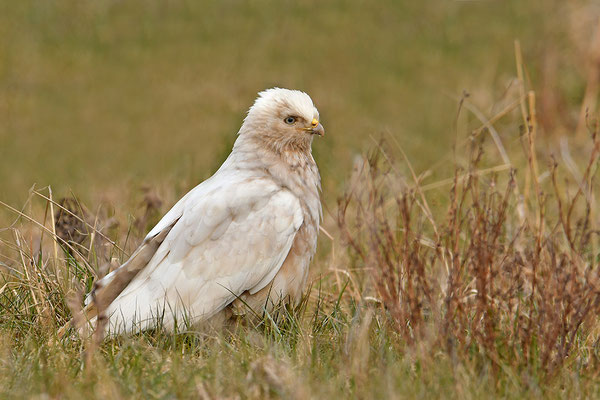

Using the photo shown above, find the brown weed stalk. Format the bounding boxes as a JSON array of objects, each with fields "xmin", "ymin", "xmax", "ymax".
[{"xmin": 338, "ymin": 130, "xmax": 600, "ymax": 378}]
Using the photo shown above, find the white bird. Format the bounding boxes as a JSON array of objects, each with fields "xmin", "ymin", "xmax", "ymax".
[{"xmin": 83, "ymin": 88, "xmax": 323, "ymax": 335}]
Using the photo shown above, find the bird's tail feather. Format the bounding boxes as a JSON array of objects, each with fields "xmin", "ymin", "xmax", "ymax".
[{"xmin": 56, "ymin": 218, "xmax": 179, "ymax": 339}]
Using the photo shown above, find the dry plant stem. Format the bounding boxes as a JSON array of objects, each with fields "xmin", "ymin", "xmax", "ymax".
[
  {"xmin": 515, "ymin": 40, "xmax": 534, "ymax": 206},
  {"xmin": 88, "ymin": 211, "xmax": 101, "ymax": 264},
  {"xmin": 553, "ymin": 136, "xmax": 600, "ymax": 252},
  {"xmin": 33, "ymin": 190, "xmax": 126, "ymax": 256},
  {"xmin": 419, "ymin": 164, "xmax": 511, "ymax": 192},
  {"xmin": 48, "ymin": 187, "xmax": 60, "ymax": 281},
  {"xmin": 429, "ymin": 94, "xmax": 524, "ymax": 177},
  {"xmin": 472, "ymin": 97, "xmax": 524, "ymax": 137},
  {"xmin": 524, "ymin": 90, "xmax": 543, "ymax": 360},
  {"xmin": 0, "ymin": 199, "xmax": 97, "ymax": 277},
  {"xmin": 527, "ymin": 92, "xmax": 540, "ymax": 187},
  {"xmin": 13, "ymin": 230, "xmax": 42, "ymax": 317},
  {"xmin": 383, "ymin": 134, "xmax": 440, "ymax": 239},
  {"xmin": 576, "ymin": 18, "xmax": 600, "ymax": 139},
  {"xmin": 463, "ymin": 100, "xmax": 511, "ymax": 167}
]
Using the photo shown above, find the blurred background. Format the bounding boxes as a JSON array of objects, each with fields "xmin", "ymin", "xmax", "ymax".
[{"xmin": 0, "ymin": 0, "xmax": 597, "ymax": 216}]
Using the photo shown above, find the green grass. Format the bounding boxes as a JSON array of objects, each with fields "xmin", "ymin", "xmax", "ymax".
[{"xmin": 2, "ymin": 0, "xmax": 600, "ymax": 398}]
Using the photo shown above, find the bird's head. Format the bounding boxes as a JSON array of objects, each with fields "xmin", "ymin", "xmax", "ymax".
[{"xmin": 238, "ymin": 88, "xmax": 324, "ymax": 154}]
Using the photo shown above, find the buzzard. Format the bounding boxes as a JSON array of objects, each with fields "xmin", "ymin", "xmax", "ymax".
[{"xmin": 70, "ymin": 88, "xmax": 323, "ymax": 335}]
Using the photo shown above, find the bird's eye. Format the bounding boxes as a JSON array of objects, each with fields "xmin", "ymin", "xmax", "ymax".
[{"xmin": 284, "ymin": 116, "xmax": 296, "ymax": 125}]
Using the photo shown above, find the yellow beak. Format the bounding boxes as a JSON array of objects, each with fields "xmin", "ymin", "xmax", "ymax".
[
  {"xmin": 311, "ymin": 123, "xmax": 324, "ymax": 137},
  {"xmin": 309, "ymin": 118, "xmax": 324, "ymax": 136},
  {"xmin": 303, "ymin": 119, "xmax": 324, "ymax": 136}
]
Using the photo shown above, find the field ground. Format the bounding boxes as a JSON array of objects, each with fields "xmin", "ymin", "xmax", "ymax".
[{"xmin": 2, "ymin": 0, "xmax": 600, "ymax": 398}]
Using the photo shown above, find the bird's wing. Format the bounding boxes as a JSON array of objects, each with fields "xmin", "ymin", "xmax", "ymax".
[{"xmin": 103, "ymin": 175, "xmax": 303, "ymax": 333}]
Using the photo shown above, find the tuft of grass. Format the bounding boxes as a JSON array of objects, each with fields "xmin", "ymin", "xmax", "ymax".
[{"xmin": 339, "ymin": 129, "xmax": 600, "ymax": 381}]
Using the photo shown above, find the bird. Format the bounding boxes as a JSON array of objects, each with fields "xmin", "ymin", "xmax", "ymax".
[{"xmin": 74, "ymin": 88, "xmax": 324, "ymax": 336}]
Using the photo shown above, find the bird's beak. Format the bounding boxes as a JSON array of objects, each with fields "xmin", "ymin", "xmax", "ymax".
[{"xmin": 311, "ymin": 123, "xmax": 324, "ymax": 137}]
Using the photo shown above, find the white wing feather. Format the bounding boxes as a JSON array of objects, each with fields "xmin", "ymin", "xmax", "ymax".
[{"xmin": 103, "ymin": 172, "xmax": 303, "ymax": 334}]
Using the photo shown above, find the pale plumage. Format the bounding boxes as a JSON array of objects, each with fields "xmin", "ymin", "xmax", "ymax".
[{"xmin": 89, "ymin": 88, "xmax": 323, "ymax": 334}]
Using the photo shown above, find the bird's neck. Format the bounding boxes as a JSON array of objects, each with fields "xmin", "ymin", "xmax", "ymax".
[
  {"xmin": 226, "ymin": 135, "xmax": 322, "ymax": 223},
  {"xmin": 231, "ymin": 134, "xmax": 315, "ymax": 170}
]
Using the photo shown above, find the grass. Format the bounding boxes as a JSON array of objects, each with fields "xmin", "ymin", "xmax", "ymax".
[{"xmin": 2, "ymin": 0, "xmax": 600, "ymax": 398}]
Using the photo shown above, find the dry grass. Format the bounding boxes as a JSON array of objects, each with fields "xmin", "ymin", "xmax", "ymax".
[{"xmin": 339, "ymin": 130, "xmax": 600, "ymax": 381}]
